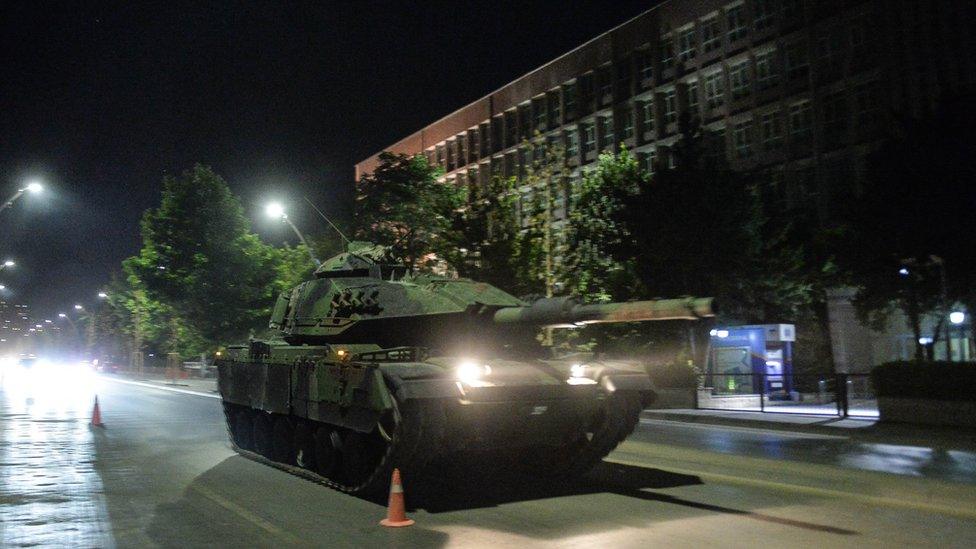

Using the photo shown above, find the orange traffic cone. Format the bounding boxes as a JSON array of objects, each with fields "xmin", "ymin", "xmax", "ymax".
[
  {"xmin": 380, "ymin": 468, "xmax": 414, "ymax": 527},
  {"xmin": 90, "ymin": 396, "xmax": 104, "ymax": 428}
]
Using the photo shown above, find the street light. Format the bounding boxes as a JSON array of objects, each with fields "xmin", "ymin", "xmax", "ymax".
[
  {"xmin": 950, "ymin": 311, "xmax": 966, "ymax": 325},
  {"xmin": 97, "ymin": 292, "xmax": 108, "ymax": 299},
  {"xmin": 0, "ymin": 285, "xmax": 5, "ymax": 290},
  {"xmin": 265, "ymin": 202, "xmax": 321, "ymax": 266},
  {"xmin": 0, "ymin": 180, "xmax": 43, "ymax": 215},
  {"xmin": 74, "ymin": 304, "xmax": 83, "ymax": 310},
  {"xmin": 58, "ymin": 313, "xmax": 67, "ymax": 318}
]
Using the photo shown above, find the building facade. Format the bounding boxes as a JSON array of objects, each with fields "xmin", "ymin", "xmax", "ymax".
[{"xmin": 355, "ymin": 0, "xmax": 975, "ymax": 371}]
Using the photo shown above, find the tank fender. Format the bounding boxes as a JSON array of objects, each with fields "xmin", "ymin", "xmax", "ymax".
[{"xmin": 600, "ymin": 374, "xmax": 658, "ymax": 408}]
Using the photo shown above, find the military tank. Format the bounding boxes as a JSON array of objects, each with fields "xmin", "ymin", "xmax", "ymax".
[{"xmin": 217, "ymin": 242, "xmax": 714, "ymax": 496}]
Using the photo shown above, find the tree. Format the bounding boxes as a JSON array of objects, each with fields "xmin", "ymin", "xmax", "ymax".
[
  {"xmin": 354, "ymin": 152, "xmax": 464, "ymax": 271},
  {"xmin": 127, "ymin": 165, "xmax": 290, "ymax": 347},
  {"xmin": 836, "ymin": 93, "xmax": 976, "ymax": 359}
]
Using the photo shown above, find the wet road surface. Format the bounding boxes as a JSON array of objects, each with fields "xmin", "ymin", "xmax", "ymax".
[{"xmin": 2, "ymin": 366, "xmax": 976, "ymax": 548}]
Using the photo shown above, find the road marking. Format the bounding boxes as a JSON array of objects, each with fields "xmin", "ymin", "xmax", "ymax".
[
  {"xmin": 639, "ymin": 418, "xmax": 849, "ymax": 440},
  {"xmin": 606, "ymin": 455, "xmax": 976, "ymax": 521},
  {"xmin": 102, "ymin": 376, "xmax": 220, "ymax": 399},
  {"xmin": 191, "ymin": 484, "xmax": 302, "ymax": 544}
]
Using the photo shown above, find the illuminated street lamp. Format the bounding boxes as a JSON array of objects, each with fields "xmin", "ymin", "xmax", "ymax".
[
  {"xmin": 74, "ymin": 304, "xmax": 83, "ymax": 310},
  {"xmin": 58, "ymin": 313, "xmax": 67, "ymax": 318},
  {"xmin": 0, "ymin": 285, "xmax": 5, "ymax": 290},
  {"xmin": 265, "ymin": 202, "xmax": 320, "ymax": 266},
  {"xmin": 0, "ymin": 180, "xmax": 43, "ymax": 215},
  {"xmin": 98, "ymin": 292, "xmax": 108, "ymax": 299},
  {"xmin": 1, "ymin": 260, "xmax": 14, "ymax": 271},
  {"xmin": 950, "ymin": 311, "xmax": 966, "ymax": 325}
]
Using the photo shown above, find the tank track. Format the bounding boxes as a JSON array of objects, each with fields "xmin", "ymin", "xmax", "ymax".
[
  {"xmin": 221, "ymin": 395, "xmax": 445, "ymax": 497},
  {"xmin": 220, "ymin": 388, "xmax": 642, "ymax": 495}
]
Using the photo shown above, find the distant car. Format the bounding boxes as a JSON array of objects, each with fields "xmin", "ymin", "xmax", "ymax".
[{"xmin": 92, "ymin": 360, "xmax": 121, "ymax": 374}]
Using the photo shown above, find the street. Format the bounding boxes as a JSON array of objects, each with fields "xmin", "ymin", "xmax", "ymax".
[{"xmin": 2, "ymin": 368, "xmax": 976, "ymax": 548}]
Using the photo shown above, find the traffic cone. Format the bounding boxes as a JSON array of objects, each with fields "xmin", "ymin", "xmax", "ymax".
[
  {"xmin": 379, "ymin": 468, "xmax": 414, "ymax": 527},
  {"xmin": 90, "ymin": 396, "xmax": 104, "ymax": 428}
]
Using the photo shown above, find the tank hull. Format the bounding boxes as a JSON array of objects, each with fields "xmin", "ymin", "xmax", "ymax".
[{"xmin": 216, "ymin": 343, "xmax": 653, "ymax": 496}]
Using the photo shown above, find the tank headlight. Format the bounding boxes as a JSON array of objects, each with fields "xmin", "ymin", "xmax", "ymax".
[
  {"xmin": 567, "ymin": 363, "xmax": 597, "ymax": 385},
  {"xmin": 457, "ymin": 360, "xmax": 492, "ymax": 386}
]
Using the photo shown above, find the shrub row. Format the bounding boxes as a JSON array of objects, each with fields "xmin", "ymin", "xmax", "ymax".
[
  {"xmin": 647, "ymin": 362, "xmax": 701, "ymax": 389},
  {"xmin": 871, "ymin": 361, "xmax": 976, "ymax": 401}
]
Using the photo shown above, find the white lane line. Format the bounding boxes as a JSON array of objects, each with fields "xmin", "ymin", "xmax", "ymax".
[
  {"xmin": 639, "ymin": 417, "xmax": 848, "ymax": 440},
  {"xmin": 102, "ymin": 376, "xmax": 221, "ymax": 399}
]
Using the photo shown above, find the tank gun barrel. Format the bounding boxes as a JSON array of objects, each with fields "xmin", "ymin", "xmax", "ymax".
[{"xmin": 492, "ymin": 296, "xmax": 715, "ymax": 327}]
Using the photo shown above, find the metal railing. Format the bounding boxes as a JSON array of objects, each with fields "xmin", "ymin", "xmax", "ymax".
[{"xmin": 697, "ymin": 373, "xmax": 877, "ymax": 418}]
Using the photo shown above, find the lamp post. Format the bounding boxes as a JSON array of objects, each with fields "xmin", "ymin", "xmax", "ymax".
[
  {"xmin": 950, "ymin": 311, "xmax": 967, "ymax": 361},
  {"xmin": 265, "ymin": 202, "xmax": 321, "ymax": 266},
  {"xmin": 0, "ymin": 181, "xmax": 43, "ymax": 215}
]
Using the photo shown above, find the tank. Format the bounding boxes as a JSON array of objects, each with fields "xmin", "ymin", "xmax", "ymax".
[{"xmin": 217, "ymin": 242, "xmax": 714, "ymax": 496}]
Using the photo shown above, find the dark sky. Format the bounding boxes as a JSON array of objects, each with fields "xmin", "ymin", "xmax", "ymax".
[{"xmin": 0, "ymin": 0, "xmax": 652, "ymax": 318}]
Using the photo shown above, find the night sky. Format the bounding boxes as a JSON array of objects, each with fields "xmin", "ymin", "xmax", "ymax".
[{"xmin": 1, "ymin": 0, "xmax": 652, "ymax": 318}]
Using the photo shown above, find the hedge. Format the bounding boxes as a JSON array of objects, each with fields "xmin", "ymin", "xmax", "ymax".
[
  {"xmin": 871, "ymin": 361, "xmax": 976, "ymax": 402},
  {"xmin": 648, "ymin": 362, "xmax": 701, "ymax": 389}
]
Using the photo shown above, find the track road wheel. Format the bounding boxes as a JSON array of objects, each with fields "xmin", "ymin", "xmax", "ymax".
[
  {"xmin": 272, "ymin": 417, "xmax": 295, "ymax": 464},
  {"xmin": 294, "ymin": 422, "xmax": 316, "ymax": 470},
  {"xmin": 340, "ymin": 430, "xmax": 383, "ymax": 487},
  {"xmin": 252, "ymin": 413, "xmax": 274, "ymax": 458},
  {"xmin": 314, "ymin": 426, "xmax": 340, "ymax": 477},
  {"xmin": 235, "ymin": 410, "xmax": 254, "ymax": 451}
]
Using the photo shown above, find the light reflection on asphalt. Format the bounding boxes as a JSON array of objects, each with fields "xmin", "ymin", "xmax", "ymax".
[
  {"xmin": 637, "ymin": 418, "xmax": 976, "ymax": 484},
  {"xmin": 0, "ymin": 362, "xmax": 115, "ymax": 548}
]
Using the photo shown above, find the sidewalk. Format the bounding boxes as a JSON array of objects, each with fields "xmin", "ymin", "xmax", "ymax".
[{"xmin": 642, "ymin": 408, "xmax": 976, "ymax": 450}]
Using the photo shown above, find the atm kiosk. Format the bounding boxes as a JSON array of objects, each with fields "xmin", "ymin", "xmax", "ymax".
[{"xmin": 708, "ymin": 324, "xmax": 795, "ymax": 399}]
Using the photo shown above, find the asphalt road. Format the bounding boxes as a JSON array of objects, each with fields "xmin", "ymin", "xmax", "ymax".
[{"xmin": 2, "ymin": 367, "xmax": 976, "ymax": 548}]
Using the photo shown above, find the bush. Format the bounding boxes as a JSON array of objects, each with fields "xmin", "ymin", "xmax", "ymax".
[
  {"xmin": 648, "ymin": 361, "xmax": 701, "ymax": 389},
  {"xmin": 871, "ymin": 361, "xmax": 976, "ymax": 402}
]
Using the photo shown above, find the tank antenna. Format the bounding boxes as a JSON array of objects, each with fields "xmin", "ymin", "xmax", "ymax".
[{"xmin": 303, "ymin": 197, "xmax": 351, "ymax": 247}]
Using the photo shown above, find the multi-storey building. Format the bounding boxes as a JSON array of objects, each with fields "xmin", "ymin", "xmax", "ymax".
[
  {"xmin": 358, "ymin": 0, "xmax": 973, "ymax": 213},
  {"xmin": 355, "ymin": 0, "xmax": 975, "ymax": 371}
]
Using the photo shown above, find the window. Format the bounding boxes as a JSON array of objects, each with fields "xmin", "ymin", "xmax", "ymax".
[
  {"xmin": 784, "ymin": 41, "xmax": 809, "ymax": 81},
  {"xmin": 732, "ymin": 119, "xmax": 753, "ymax": 158},
  {"xmin": 818, "ymin": 28, "xmax": 844, "ymax": 75},
  {"xmin": 678, "ymin": 27, "xmax": 697, "ymax": 61},
  {"xmin": 621, "ymin": 107, "xmax": 634, "ymax": 139},
  {"xmin": 583, "ymin": 123, "xmax": 596, "ymax": 154},
  {"xmin": 853, "ymin": 80, "xmax": 879, "ymax": 126},
  {"xmin": 687, "ymin": 80, "xmax": 700, "ymax": 111},
  {"xmin": 435, "ymin": 145, "xmax": 445, "ymax": 168},
  {"xmin": 549, "ymin": 92, "xmax": 561, "ymax": 125},
  {"xmin": 533, "ymin": 98, "xmax": 546, "ymax": 129},
  {"xmin": 660, "ymin": 36, "xmax": 674, "ymax": 69},
  {"xmin": 504, "ymin": 111, "xmax": 517, "ymax": 146},
  {"xmin": 761, "ymin": 110, "xmax": 784, "ymax": 149},
  {"xmin": 563, "ymin": 83, "xmax": 577, "ymax": 118},
  {"xmin": 789, "ymin": 100, "xmax": 812, "ymax": 143},
  {"xmin": 756, "ymin": 49, "xmax": 777, "ymax": 88},
  {"xmin": 705, "ymin": 71, "xmax": 725, "ymax": 109},
  {"xmin": 468, "ymin": 167, "xmax": 479, "ymax": 187},
  {"xmin": 644, "ymin": 148, "xmax": 657, "ymax": 175},
  {"xmin": 638, "ymin": 50, "xmax": 654, "ymax": 82},
  {"xmin": 641, "ymin": 100, "xmax": 655, "ymax": 134},
  {"xmin": 566, "ymin": 128, "xmax": 579, "ymax": 157},
  {"xmin": 822, "ymin": 91, "xmax": 847, "ymax": 139},
  {"xmin": 754, "ymin": 0, "xmax": 775, "ymax": 30},
  {"xmin": 781, "ymin": 0, "xmax": 802, "ymax": 19},
  {"xmin": 599, "ymin": 68, "xmax": 613, "ymax": 102},
  {"xmin": 729, "ymin": 60, "xmax": 751, "ymax": 99},
  {"xmin": 663, "ymin": 89, "xmax": 677, "ymax": 124},
  {"xmin": 726, "ymin": 3, "xmax": 748, "ymax": 42},
  {"xmin": 708, "ymin": 127, "xmax": 727, "ymax": 160},
  {"xmin": 472, "ymin": 129, "xmax": 482, "ymax": 159},
  {"xmin": 600, "ymin": 115, "xmax": 615, "ymax": 149},
  {"xmin": 701, "ymin": 17, "xmax": 721, "ymax": 52},
  {"xmin": 457, "ymin": 138, "xmax": 467, "ymax": 166}
]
